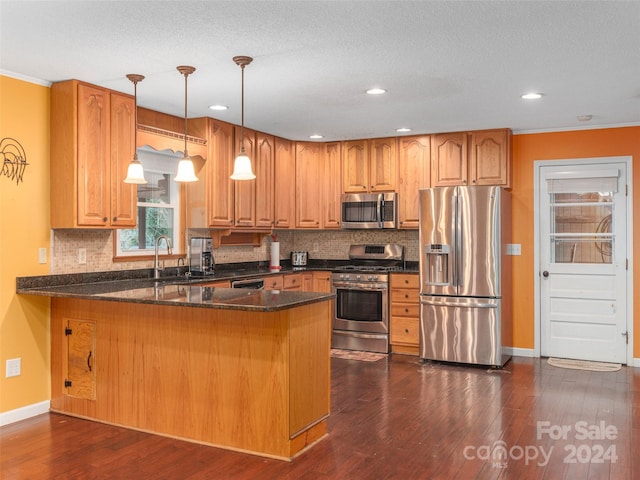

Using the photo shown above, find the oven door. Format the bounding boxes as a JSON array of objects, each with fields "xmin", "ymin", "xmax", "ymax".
[{"xmin": 332, "ymin": 282, "xmax": 388, "ymax": 334}]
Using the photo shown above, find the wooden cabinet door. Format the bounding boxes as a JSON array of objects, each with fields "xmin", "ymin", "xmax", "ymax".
[
  {"xmin": 295, "ymin": 142, "xmax": 324, "ymax": 228},
  {"xmin": 369, "ymin": 137, "xmax": 397, "ymax": 191},
  {"xmin": 77, "ymin": 83, "xmax": 110, "ymax": 226},
  {"xmin": 312, "ymin": 271, "xmax": 332, "ymax": 293},
  {"xmin": 469, "ymin": 129, "xmax": 511, "ymax": 187},
  {"xmin": 302, "ymin": 272, "xmax": 314, "ymax": 292},
  {"xmin": 208, "ymin": 119, "xmax": 236, "ymax": 227},
  {"xmin": 323, "ymin": 142, "xmax": 342, "ymax": 228},
  {"xmin": 109, "ymin": 91, "xmax": 136, "ymax": 227},
  {"xmin": 234, "ymin": 127, "xmax": 256, "ymax": 227},
  {"xmin": 255, "ymin": 132, "xmax": 275, "ymax": 228},
  {"xmin": 342, "ymin": 140, "xmax": 369, "ymax": 192},
  {"xmin": 397, "ymin": 135, "xmax": 430, "ymax": 229},
  {"xmin": 431, "ymin": 132, "xmax": 468, "ymax": 187},
  {"xmin": 66, "ymin": 319, "xmax": 96, "ymax": 400},
  {"xmin": 274, "ymin": 138, "xmax": 295, "ymax": 229}
]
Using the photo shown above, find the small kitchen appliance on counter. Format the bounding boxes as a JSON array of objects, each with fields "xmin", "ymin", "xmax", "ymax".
[
  {"xmin": 189, "ymin": 237, "xmax": 214, "ymax": 276},
  {"xmin": 291, "ymin": 251, "xmax": 308, "ymax": 269}
]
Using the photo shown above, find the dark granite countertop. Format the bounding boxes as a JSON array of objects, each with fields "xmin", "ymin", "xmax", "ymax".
[
  {"xmin": 15, "ymin": 259, "xmax": 418, "ymax": 311},
  {"xmin": 16, "ymin": 276, "xmax": 334, "ymax": 312}
]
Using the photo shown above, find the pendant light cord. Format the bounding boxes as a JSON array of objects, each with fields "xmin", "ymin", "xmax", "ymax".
[
  {"xmin": 240, "ymin": 63, "xmax": 245, "ymax": 153},
  {"xmin": 183, "ymin": 70, "xmax": 189, "ymax": 158}
]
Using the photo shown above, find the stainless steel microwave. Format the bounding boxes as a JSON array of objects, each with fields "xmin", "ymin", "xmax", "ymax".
[{"xmin": 340, "ymin": 192, "xmax": 398, "ymax": 229}]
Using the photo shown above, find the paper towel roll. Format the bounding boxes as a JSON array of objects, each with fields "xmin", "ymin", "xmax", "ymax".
[{"xmin": 270, "ymin": 242, "xmax": 281, "ymax": 270}]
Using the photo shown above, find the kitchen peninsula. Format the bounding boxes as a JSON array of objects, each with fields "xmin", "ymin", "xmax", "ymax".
[{"xmin": 17, "ymin": 277, "xmax": 334, "ymax": 460}]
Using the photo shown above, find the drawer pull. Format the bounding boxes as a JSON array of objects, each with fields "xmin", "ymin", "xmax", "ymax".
[
  {"xmin": 404, "ymin": 329, "xmax": 409, "ymax": 334},
  {"xmin": 404, "ymin": 294, "xmax": 409, "ymax": 299},
  {"xmin": 405, "ymin": 308, "xmax": 409, "ymax": 313}
]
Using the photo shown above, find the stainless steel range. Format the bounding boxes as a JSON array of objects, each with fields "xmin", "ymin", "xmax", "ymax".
[{"xmin": 331, "ymin": 244, "xmax": 404, "ymax": 353}]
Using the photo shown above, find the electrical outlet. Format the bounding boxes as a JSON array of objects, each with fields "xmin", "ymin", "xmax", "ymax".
[
  {"xmin": 6, "ymin": 358, "xmax": 21, "ymax": 378},
  {"xmin": 313, "ymin": 243, "xmax": 319, "ymax": 252},
  {"xmin": 78, "ymin": 248, "xmax": 87, "ymax": 264},
  {"xmin": 38, "ymin": 247, "xmax": 47, "ymax": 264}
]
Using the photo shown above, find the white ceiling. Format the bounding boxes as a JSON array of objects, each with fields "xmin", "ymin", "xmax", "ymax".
[{"xmin": 1, "ymin": 1, "xmax": 639, "ymax": 141}]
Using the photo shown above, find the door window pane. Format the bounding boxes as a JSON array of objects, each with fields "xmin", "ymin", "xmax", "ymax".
[{"xmin": 549, "ymin": 192, "xmax": 613, "ymax": 264}]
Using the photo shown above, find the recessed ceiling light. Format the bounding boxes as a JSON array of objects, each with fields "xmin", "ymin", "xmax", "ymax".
[
  {"xmin": 521, "ymin": 93, "xmax": 543, "ymax": 100},
  {"xmin": 577, "ymin": 114, "xmax": 593, "ymax": 122},
  {"xmin": 396, "ymin": 127, "xmax": 411, "ymax": 133},
  {"xmin": 366, "ymin": 88, "xmax": 386, "ymax": 95},
  {"xmin": 309, "ymin": 134, "xmax": 323, "ymax": 139},
  {"xmin": 209, "ymin": 104, "xmax": 228, "ymax": 111}
]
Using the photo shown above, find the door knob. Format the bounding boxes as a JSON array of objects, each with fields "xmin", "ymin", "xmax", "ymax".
[{"xmin": 542, "ymin": 271, "xmax": 549, "ymax": 278}]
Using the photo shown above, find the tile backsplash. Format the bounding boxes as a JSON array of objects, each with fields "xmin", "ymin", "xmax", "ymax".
[{"xmin": 51, "ymin": 228, "xmax": 419, "ymax": 274}]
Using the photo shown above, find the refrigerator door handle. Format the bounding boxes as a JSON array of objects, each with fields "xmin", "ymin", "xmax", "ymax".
[
  {"xmin": 420, "ymin": 296, "xmax": 499, "ymax": 308},
  {"xmin": 454, "ymin": 191, "xmax": 462, "ymax": 288}
]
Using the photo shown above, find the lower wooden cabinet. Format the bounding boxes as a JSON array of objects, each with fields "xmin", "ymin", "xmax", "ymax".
[
  {"xmin": 65, "ymin": 319, "xmax": 97, "ymax": 400},
  {"xmin": 265, "ymin": 275, "xmax": 284, "ymax": 290},
  {"xmin": 200, "ymin": 280, "xmax": 231, "ymax": 288},
  {"xmin": 390, "ymin": 273, "xmax": 420, "ymax": 355},
  {"xmin": 312, "ymin": 271, "xmax": 332, "ymax": 293},
  {"xmin": 283, "ymin": 273, "xmax": 302, "ymax": 290}
]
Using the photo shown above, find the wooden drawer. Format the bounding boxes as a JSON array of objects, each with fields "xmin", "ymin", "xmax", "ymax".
[
  {"xmin": 265, "ymin": 275, "xmax": 284, "ymax": 290},
  {"xmin": 199, "ymin": 280, "xmax": 231, "ymax": 288},
  {"xmin": 390, "ymin": 273, "xmax": 419, "ymax": 289},
  {"xmin": 390, "ymin": 288, "xmax": 420, "ymax": 303},
  {"xmin": 391, "ymin": 303, "xmax": 419, "ymax": 318},
  {"xmin": 283, "ymin": 273, "xmax": 302, "ymax": 290},
  {"xmin": 390, "ymin": 317, "xmax": 419, "ymax": 346}
]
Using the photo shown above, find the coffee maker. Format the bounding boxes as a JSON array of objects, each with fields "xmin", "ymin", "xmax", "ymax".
[{"xmin": 189, "ymin": 237, "xmax": 214, "ymax": 276}]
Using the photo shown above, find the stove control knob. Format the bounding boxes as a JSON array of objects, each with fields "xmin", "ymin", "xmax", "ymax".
[
  {"xmin": 372, "ymin": 275, "xmax": 378, "ymax": 281},
  {"xmin": 356, "ymin": 275, "xmax": 361, "ymax": 281}
]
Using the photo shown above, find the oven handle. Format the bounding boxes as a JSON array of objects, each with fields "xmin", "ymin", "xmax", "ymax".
[{"xmin": 332, "ymin": 282, "xmax": 388, "ymax": 290}]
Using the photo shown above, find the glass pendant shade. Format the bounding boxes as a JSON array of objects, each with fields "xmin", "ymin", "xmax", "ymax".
[
  {"xmin": 230, "ymin": 151, "xmax": 256, "ymax": 180},
  {"xmin": 174, "ymin": 156, "xmax": 198, "ymax": 182},
  {"xmin": 124, "ymin": 158, "xmax": 146, "ymax": 184},
  {"xmin": 175, "ymin": 65, "xmax": 198, "ymax": 183},
  {"xmin": 124, "ymin": 73, "xmax": 147, "ymax": 184}
]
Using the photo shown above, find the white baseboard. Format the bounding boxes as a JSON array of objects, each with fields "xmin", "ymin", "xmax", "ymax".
[
  {"xmin": 632, "ymin": 358, "xmax": 640, "ymax": 368},
  {"xmin": 505, "ymin": 347, "xmax": 536, "ymax": 358},
  {"xmin": 0, "ymin": 400, "xmax": 50, "ymax": 427}
]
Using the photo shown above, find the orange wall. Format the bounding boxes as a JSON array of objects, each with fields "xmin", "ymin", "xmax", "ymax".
[
  {"xmin": 0, "ymin": 75, "xmax": 52, "ymax": 413},
  {"xmin": 511, "ymin": 126, "xmax": 640, "ymax": 356}
]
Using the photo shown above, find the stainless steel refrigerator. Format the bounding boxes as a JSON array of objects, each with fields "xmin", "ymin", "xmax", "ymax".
[{"xmin": 418, "ymin": 186, "xmax": 512, "ymax": 367}]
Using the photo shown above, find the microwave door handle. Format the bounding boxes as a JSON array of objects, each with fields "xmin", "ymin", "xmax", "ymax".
[{"xmin": 378, "ymin": 194, "xmax": 383, "ymax": 228}]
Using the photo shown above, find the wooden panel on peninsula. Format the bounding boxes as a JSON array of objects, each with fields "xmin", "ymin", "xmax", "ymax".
[{"xmin": 50, "ymin": 296, "xmax": 331, "ymax": 460}]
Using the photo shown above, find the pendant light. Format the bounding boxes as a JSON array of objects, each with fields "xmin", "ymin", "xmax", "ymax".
[
  {"xmin": 123, "ymin": 74, "xmax": 147, "ymax": 184},
  {"xmin": 174, "ymin": 65, "xmax": 198, "ymax": 182},
  {"xmin": 230, "ymin": 55, "xmax": 256, "ymax": 180}
]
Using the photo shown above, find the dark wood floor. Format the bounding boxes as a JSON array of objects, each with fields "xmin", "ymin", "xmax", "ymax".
[{"xmin": 2, "ymin": 355, "xmax": 639, "ymax": 479}]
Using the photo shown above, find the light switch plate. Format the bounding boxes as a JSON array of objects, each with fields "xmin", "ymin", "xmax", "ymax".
[
  {"xmin": 38, "ymin": 247, "xmax": 47, "ymax": 264},
  {"xmin": 506, "ymin": 244, "xmax": 522, "ymax": 255},
  {"xmin": 78, "ymin": 248, "xmax": 87, "ymax": 264}
]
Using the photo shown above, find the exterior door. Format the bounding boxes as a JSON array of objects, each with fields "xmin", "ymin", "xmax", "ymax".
[{"xmin": 539, "ymin": 160, "xmax": 628, "ymax": 363}]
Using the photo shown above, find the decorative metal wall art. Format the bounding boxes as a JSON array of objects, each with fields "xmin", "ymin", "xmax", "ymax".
[{"xmin": 1, "ymin": 138, "xmax": 29, "ymax": 185}]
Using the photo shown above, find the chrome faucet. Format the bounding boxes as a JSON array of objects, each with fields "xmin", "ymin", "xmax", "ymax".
[{"xmin": 154, "ymin": 235, "xmax": 173, "ymax": 279}]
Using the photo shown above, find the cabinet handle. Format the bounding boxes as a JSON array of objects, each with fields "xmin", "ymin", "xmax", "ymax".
[
  {"xmin": 404, "ymin": 294, "xmax": 409, "ymax": 299},
  {"xmin": 472, "ymin": 179, "xmax": 476, "ymax": 184},
  {"xmin": 404, "ymin": 279, "xmax": 409, "ymax": 284},
  {"xmin": 103, "ymin": 216, "xmax": 108, "ymax": 222},
  {"xmin": 404, "ymin": 328, "xmax": 409, "ymax": 334},
  {"xmin": 113, "ymin": 216, "xmax": 117, "ymax": 222},
  {"xmin": 405, "ymin": 308, "xmax": 409, "ymax": 313},
  {"xmin": 87, "ymin": 351, "xmax": 92, "ymax": 372}
]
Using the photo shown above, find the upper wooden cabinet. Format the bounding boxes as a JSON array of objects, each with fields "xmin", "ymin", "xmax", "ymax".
[
  {"xmin": 274, "ymin": 138, "xmax": 295, "ymax": 229},
  {"xmin": 397, "ymin": 135, "xmax": 430, "ymax": 229},
  {"xmin": 342, "ymin": 138, "xmax": 397, "ymax": 193},
  {"xmin": 186, "ymin": 117, "xmax": 235, "ymax": 229},
  {"xmin": 431, "ymin": 129, "xmax": 512, "ymax": 188},
  {"xmin": 323, "ymin": 142, "xmax": 342, "ymax": 228},
  {"xmin": 295, "ymin": 142, "xmax": 324, "ymax": 228},
  {"xmin": 51, "ymin": 80, "xmax": 136, "ymax": 228},
  {"xmin": 186, "ymin": 121, "xmax": 274, "ymax": 231}
]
